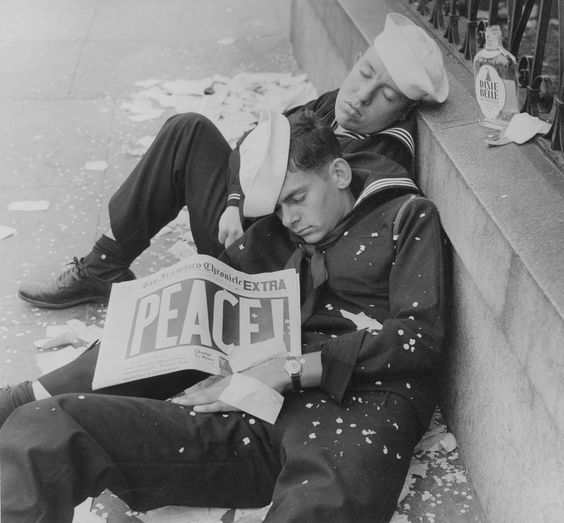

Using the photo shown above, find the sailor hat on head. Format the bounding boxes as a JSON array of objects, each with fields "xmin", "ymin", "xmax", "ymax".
[
  {"xmin": 239, "ymin": 108, "xmax": 290, "ymax": 218},
  {"xmin": 373, "ymin": 13, "xmax": 449, "ymax": 103}
]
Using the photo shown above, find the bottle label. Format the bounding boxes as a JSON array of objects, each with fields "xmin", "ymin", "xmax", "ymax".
[{"xmin": 475, "ymin": 65, "xmax": 506, "ymax": 119}]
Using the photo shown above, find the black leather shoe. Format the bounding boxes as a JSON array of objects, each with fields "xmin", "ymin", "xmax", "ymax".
[{"xmin": 18, "ymin": 257, "xmax": 135, "ymax": 309}]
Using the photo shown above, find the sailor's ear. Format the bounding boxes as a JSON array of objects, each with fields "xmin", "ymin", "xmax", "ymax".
[{"xmin": 331, "ymin": 158, "xmax": 352, "ymax": 189}]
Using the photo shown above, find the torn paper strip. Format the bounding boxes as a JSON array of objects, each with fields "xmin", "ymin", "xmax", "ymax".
[{"xmin": 84, "ymin": 161, "xmax": 108, "ymax": 171}]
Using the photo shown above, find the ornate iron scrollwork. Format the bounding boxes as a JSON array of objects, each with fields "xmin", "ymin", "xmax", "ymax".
[
  {"xmin": 549, "ymin": 75, "xmax": 564, "ymax": 152},
  {"xmin": 518, "ymin": 55, "xmax": 534, "ymax": 88},
  {"xmin": 523, "ymin": 75, "xmax": 555, "ymax": 116},
  {"xmin": 402, "ymin": 0, "xmax": 562, "ymax": 156},
  {"xmin": 418, "ymin": 0, "xmax": 429, "ymax": 16},
  {"xmin": 430, "ymin": 0, "xmax": 445, "ymax": 30}
]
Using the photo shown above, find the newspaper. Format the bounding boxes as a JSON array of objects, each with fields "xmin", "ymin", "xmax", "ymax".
[{"xmin": 92, "ymin": 255, "xmax": 301, "ymax": 390}]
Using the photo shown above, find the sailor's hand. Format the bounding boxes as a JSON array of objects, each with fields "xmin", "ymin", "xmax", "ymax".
[
  {"xmin": 218, "ymin": 206, "xmax": 244, "ymax": 248},
  {"xmin": 171, "ymin": 375, "xmax": 240, "ymax": 413}
]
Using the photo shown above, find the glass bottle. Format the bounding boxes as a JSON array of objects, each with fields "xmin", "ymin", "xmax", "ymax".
[{"xmin": 473, "ymin": 25, "xmax": 519, "ymax": 130}]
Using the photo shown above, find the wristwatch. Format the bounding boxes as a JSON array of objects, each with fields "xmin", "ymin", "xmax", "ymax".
[{"xmin": 284, "ymin": 356, "xmax": 303, "ymax": 391}]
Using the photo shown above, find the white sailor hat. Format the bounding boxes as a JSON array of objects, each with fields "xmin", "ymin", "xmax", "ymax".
[
  {"xmin": 239, "ymin": 109, "xmax": 290, "ymax": 218},
  {"xmin": 373, "ymin": 13, "xmax": 449, "ymax": 103}
]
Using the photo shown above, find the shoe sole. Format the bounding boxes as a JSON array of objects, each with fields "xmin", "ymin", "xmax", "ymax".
[{"xmin": 17, "ymin": 291, "xmax": 109, "ymax": 310}]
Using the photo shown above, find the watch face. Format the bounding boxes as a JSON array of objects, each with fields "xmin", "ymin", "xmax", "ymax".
[{"xmin": 285, "ymin": 359, "xmax": 301, "ymax": 374}]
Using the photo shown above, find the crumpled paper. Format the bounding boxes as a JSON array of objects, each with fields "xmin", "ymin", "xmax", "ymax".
[
  {"xmin": 486, "ymin": 112, "xmax": 551, "ymax": 146},
  {"xmin": 218, "ymin": 373, "xmax": 284, "ymax": 424},
  {"xmin": 34, "ymin": 320, "xmax": 102, "ymax": 349}
]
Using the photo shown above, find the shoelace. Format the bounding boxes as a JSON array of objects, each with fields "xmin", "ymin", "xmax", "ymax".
[{"xmin": 57, "ymin": 257, "xmax": 88, "ymax": 286}]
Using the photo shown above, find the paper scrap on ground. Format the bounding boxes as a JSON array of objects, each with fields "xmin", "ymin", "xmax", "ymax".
[
  {"xmin": 217, "ymin": 37, "xmax": 235, "ymax": 45},
  {"xmin": 167, "ymin": 240, "xmax": 198, "ymax": 260},
  {"xmin": 397, "ymin": 458, "xmax": 429, "ymax": 503},
  {"xmin": 219, "ymin": 373, "xmax": 284, "ymax": 424},
  {"xmin": 138, "ymin": 505, "xmax": 229, "ymax": 523},
  {"xmin": 229, "ymin": 339, "xmax": 286, "ymax": 372},
  {"xmin": 0, "ymin": 225, "xmax": 16, "ymax": 240},
  {"xmin": 8, "ymin": 200, "xmax": 50, "ymax": 211},
  {"xmin": 34, "ymin": 320, "xmax": 102, "ymax": 350},
  {"xmin": 66, "ymin": 319, "xmax": 103, "ymax": 346},
  {"xmin": 134, "ymin": 78, "xmax": 162, "ymax": 88},
  {"xmin": 125, "ymin": 135, "xmax": 156, "ymax": 157},
  {"xmin": 415, "ymin": 425, "xmax": 457, "ymax": 453},
  {"xmin": 84, "ymin": 160, "xmax": 108, "ymax": 171}
]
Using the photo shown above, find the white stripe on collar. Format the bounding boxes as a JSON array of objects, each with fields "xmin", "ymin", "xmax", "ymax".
[
  {"xmin": 376, "ymin": 127, "xmax": 415, "ymax": 157},
  {"xmin": 354, "ymin": 177, "xmax": 419, "ymax": 207},
  {"xmin": 331, "ymin": 119, "xmax": 415, "ymax": 157}
]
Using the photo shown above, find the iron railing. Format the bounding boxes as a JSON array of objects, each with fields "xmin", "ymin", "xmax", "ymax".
[{"xmin": 403, "ymin": 0, "xmax": 563, "ymax": 166}]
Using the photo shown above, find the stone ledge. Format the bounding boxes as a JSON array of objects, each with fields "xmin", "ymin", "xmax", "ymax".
[{"xmin": 291, "ymin": 0, "xmax": 564, "ymax": 521}]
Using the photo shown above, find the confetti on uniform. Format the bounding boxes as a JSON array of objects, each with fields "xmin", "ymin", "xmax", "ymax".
[{"xmin": 340, "ymin": 309, "xmax": 383, "ymax": 332}]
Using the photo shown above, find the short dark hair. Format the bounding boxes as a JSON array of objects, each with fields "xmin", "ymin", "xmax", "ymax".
[{"xmin": 286, "ymin": 110, "xmax": 341, "ymax": 174}]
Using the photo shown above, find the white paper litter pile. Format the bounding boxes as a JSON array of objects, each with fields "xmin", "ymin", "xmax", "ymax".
[
  {"xmin": 0, "ymin": 225, "xmax": 16, "ymax": 240},
  {"xmin": 167, "ymin": 240, "xmax": 198, "ymax": 260},
  {"xmin": 122, "ymin": 72, "xmax": 317, "ymax": 146},
  {"xmin": 8, "ymin": 200, "xmax": 50, "ymax": 211},
  {"xmin": 125, "ymin": 135, "xmax": 156, "ymax": 157}
]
